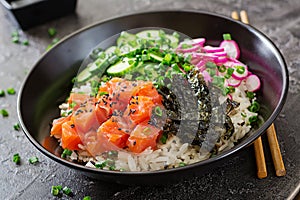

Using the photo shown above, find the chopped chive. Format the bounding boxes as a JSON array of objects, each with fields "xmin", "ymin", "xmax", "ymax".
[
  {"xmin": 11, "ymin": 30, "xmax": 19, "ymax": 37},
  {"xmin": 217, "ymin": 65, "xmax": 226, "ymax": 73},
  {"xmin": 7, "ymin": 87, "xmax": 16, "ymax": 95},
  {"xmin": 241, "ymin": 112, "xmax": 247, "ymax": 118},
  {"xmin": 23, "ymin": 40, "xmax": 29, "ymax": 46},
  {"xmin": 51, "ymin": 185, "xmax": 62, "ymax": 196},
  {"xmin": 12, "ymin": 36, "xmax": 19, "ymax": 43},
  {"xmin": 225, "ymin": 86, "xmax": 235, "ymax": 95},
  {"xmin": 223, "ymin": 33, "xmax": 232, "ymax": 40},
  {"xmin": 83, "ymin": 196, "xmax": 92, "ymax": 200},
  {"xmin": 249, "ymin": 101, "xmax": 260, "ymax": 113},
  {"xmin": 1, "ymin": 109, "xmax": 9, "ymax": 117},
  {"xmin": 249, "ymin": 116, "xmax": 258, "ymax": 123},
  {"xmin": 29, "ymin": 156, "xmax": 39, "ymax": 164},
  {"xmin": 109, "ymin": 165, "xmax": 116, "ymax": 170},
  {"xmin": 69, "ymin": 102, "xmax": 77, "ymax": 108},
  {"xmin": 154, "ymin": 106, "xmax": 162, "ymax": 117},
  {"xmin": 13, "ymin": 123, "xmax": 20, "ymax": 131},
  {"xmin": 48, "ymin": 28, "xmax": 57, "ymax": 37},
  {"xmin": 61, "ymin": 148, "xmax": 72, "ymax": 158},
  {"xmin": 0, "ymin": 89, "xmax": 5, "ymax": 97},
  {"xmin": 179, "ymin": 162, "xmax": 186, "ymax": 167},
  {"xmin": 62, "ymin": 186, "xmax": 72, "ymax": 195},
  {"xmin": 13, "ymin": 153, "xmax": 21, "ymax": 164},
  {"xmin": 246, "ymin": 91, "xmax": 255, "ymax": 99},
  {"xmin": 236, "ymin": 66, "xmax": 245, "ymax": 74}
]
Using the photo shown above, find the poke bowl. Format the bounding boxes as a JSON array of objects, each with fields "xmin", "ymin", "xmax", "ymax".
[{"xmin": 17, "ymin": 10, "xmax": 288, "ymax": 185}]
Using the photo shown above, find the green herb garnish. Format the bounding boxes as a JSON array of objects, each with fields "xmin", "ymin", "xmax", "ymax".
[
  {"xmin": 0, "ymin": 89, "xmax": 5, "ymax": 97},
  {"xmin": 13, "ymin": 153, "xmax": 21, "ymax": 164},
  {"xmin": 29, "ymin": 156, "xmax": 39, "ymax": 164},
  {"xmin": 179, "ymin": 162, "xmax": 186, "ymax": 167},
  {"xmin": 83, "ymin": 196, "xmax": 92, "ymax": 200},
  {"xmin": 223, "ymin": 33, "xmax": 232, "ymax": 40},
  {"xmin": 61, "ymin": 148, "xmax": 72, "ymax": 158},
  {"xmin": 48, "ymin": 28, "xmax": 57, "ymax": 37},
  {"xmin": 1, "ymin": 109, "xmax": 9, "ymax": 117},
  {"xmin": 7, "ymin": 87, "xmax": 16, "ymax": 95},
  {"xmin": 13, "ymin": 123, "xmax": 20, "ymax": 131},
  {"xmin": 154, "ymin": 106, "xmax": 162, "ymax": 117},
  {"xmin": 62, "ymin": 186, "xmax": 72, "ymax": 195},
  {"xmin": 249, "ymin": 101, "xmax": 260, "ymax": 113},
  {"xmin": 51, "ymin": 185, "xmax": 62, "ymax": 196},
  {"xmin": 249, "ymin": 116, "xmax": 258, "ymax": 123}
]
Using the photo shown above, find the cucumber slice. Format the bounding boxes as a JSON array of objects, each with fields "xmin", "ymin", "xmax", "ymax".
[
  {"xmin": 106, "ymin": 57, "xmax": 136, "ymax": 76},
  {"xmin": 166, "ymin": 35, "xmax": 179, "ymax": 48},
  {"xmin": 136, "ymin": 30, "xmax": 161, "ymax": 40},
  {"xmin": 105, "ymin": 46, "xmax": 117, "ymax": 56},
  {"xmin": 88, "ymin": 58, "xmax": 110, "ymax": 74},
  {"xmin": 117, "ymin": 32, "xmax": 137, "ymax": 46},
  {"xmin": 77, "ymin": 67, "xmax": 92, "ymax": 83}
]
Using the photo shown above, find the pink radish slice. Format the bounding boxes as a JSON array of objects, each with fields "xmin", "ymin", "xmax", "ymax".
[
  {"xmin": 227, "ymin": 94, "xmax": 233, "ymax": 100},
  {"xmin": 231, "ymin": 65, "xmax": 248, "ymax": 80},
  {"xmin": 213, "ymin": 51, "xmax": 227, "ymax": 57},
  {"xmin": 191, "ymin": 38, "xmax": 206, "ymax": 46},
  {"xmin": 203, "ymin": 45, "xmax": 224, "ymax": 53},
  {"xmin": 214, "ymin": 56, "xmax": 228, "ymax": 63},
  {"xmin": 220, "ymin": 40, "xmax": 240, "ymax": 59},
  {"xmin": 225, "ymin": 77, "xmax": 242, "ymax": 87},
  {"xmin": 245, "ymin": 74, "xmax": 261, "ymax": 92},
  {"xmin": 193, "ymin": 52, "xmax": 218, "ymax": 59},
  {"xmin": 202, "ymin": 70, "xmax": 212, "ymax": 83}
]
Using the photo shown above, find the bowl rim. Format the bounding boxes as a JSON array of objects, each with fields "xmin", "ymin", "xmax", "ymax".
[{"xmin": 17, "ymin": 9, "xmax": 289, "ymax": 176}]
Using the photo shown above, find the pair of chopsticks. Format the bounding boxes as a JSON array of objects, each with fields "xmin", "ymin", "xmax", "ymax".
[{"xmin": 231, "ymin": 10, "xmax": 286, "ymax": 179}]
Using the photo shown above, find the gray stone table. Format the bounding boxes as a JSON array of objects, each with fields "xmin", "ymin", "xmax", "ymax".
[{"xmin": 0, "ymin": 0, "xmax": 299, "ymax": 199}]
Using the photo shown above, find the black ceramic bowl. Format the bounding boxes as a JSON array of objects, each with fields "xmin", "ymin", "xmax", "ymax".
[{"xmin": 17, "ymin": 10, "xmax": 288, "ymax": 185}]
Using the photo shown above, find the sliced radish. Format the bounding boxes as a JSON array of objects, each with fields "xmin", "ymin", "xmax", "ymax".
[
  {"xmin": 220, "ymin": 40, "xmax": 240, "ymax": 59},
  {"xmin": 176, "ymin": 44, "xmax": 201, "ymax": 53},
  {"xmin": 214, "ymin": 56, "xmax": 228, "ymax": 63},
  {"xmin": 191, "ymin": 38, "xmax": 206, "ymax": 46},
  {"xmin": 212, "ymin": 51, "xmax": 227, "ymax": 57},
  {"xmin": 202, "ymin": 70, "xmax": 212, "ymax": 83},
  {"xmin": 245, "ymin": 74, "xmax": 261, "ymax": 92},
  {"xmin": 225, "ymin": 77, "xmax": 242, "ymax": 87},
  {"xmin": 231, "ymin": 65, "xmax": 248, "ymax": 80},
  {"xmin": 203, "ymin": 45, "xmax": 224, "ymax": 53}
]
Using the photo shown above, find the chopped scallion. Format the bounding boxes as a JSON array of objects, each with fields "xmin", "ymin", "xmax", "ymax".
[
  {"xmin": 249, "ymin": 101, "xmax": 260, "ymax": 113},
  {"xmin": 23, "ymin": 40, "xmax": 29, "ymax": 46},
  {"xmin": 223, "ymin": 33, "xmax": 232, "ymax": 40},
  {"xmin": 1, "ymin": 109, "xmax": 9, "ymax": 117},
  {"xmin": 13, "ymin": 123, "xmax": 20, "ymax": 131},
  {"xmin": 0, "ymin": 89, "xmax": 5, "ymax": 97},
  {"xmin": 29, "ymin": 156, "xmax": 39, "ymax": 164},
  {"xmin": 13, "ymin": 153, "xmax": 21, "ymax": 164},
  {"xmin": 62, "ymin": 186, "xmax": 72, "ymax": 195},
  {"xmin": 160, "ymin": 133, "xmax": 168, "ymax": 144},
  {"xmin": 179, "ymin": 162, "xmax": 186, "ymax": 167},
  {"xmin": 246, "ymin": 91, "xmax": 255, "ymax": 99},
  {"xmin": 95, "ymin": 160, "xmax": 107, "ymax": 169},
  {"xmin": 48, "ymin": 28, "xmax": 57, "ymax": 37},
  {"xmin": 154, "ymin": 106, "xmax": 162, "ymax": 117},
  {"xmin": 7, "ymin": 87, "xmax": 16, "ymax": 95},
  {"xmin": 51, "ymin": 185, "xmax": 62, "ymax": 196},
  {"xmin": 83, "ymin": 196, "xmax": 92, "ymax": 200},
  {"xmin": 61, "ymin": 148, "xmax": 72, "ymax": 158},
  {"xmin": 249, "ymin": 116, "xmax": 258, "ymax": 123},
  {"xmin": 236, "ymin": 66, "xmax": 245, "ymax": 74},
  {"xmin": 217, "ymin": 65, "xmax": 226, "ymax": 73}
]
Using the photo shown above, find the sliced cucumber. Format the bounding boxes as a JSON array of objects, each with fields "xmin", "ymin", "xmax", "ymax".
[
  {"xmin": 88, "ymin": 58, "xmax": 110, "ymax": 74},
  {"xmin": 106, "ymin": 57, "xmax": 136, "ymax": 76},
  {"xmin": 105, "ymin": 46, "xmax": 117, "ymax": 56},
  {"xmin": 117, "ymin": 31, "xmax": 137, "ymax": 46},
  {"xmin": 136, "ymin": 30, "xmax": 161, "ymax": 40},
  {"xmin": 77, "ymin": 67, "xmax": 92, "ymax": 83}
]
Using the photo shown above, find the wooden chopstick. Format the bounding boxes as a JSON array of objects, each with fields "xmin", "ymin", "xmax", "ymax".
[
  {"xmin": 232, "ymin": 10, "xmax": 268, "ymax": 179},
  {"xmin": 231, "ymin": 10, "xmax": 286, "ymax": 178},
  {"xmin": 266, "ymin": 124, "xmax": 286, "ymax": 176}
]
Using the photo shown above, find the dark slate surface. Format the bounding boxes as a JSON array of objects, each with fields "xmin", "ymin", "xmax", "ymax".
[{"xmin": 0, "ymin": 0, "xmax": 299, "ymax": 199}]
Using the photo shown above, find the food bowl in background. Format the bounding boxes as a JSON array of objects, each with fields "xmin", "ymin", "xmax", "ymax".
[
  {"xmin": 17, "ymin": 10, "xmax": 288, "ymax": 185},
  {"xmin": 0, "ymin": 0, "xmax": 77, "ymax": 30}
]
